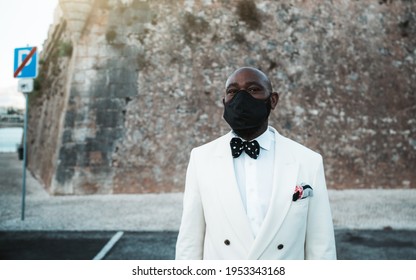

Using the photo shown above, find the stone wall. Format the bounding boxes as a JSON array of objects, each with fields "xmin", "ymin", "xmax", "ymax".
[
  {"xmin": 28, "ymin": 0, "xmax": 416, "ymax": 194},
  {"xmin": 27, "ymin": 17, "xmax": 71, "ymax": 192}
]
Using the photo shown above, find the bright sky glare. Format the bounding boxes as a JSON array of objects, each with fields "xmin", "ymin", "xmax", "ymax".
[{"xmin": 0, "ymin": 0, "xmax": 59, "ymax": 109}]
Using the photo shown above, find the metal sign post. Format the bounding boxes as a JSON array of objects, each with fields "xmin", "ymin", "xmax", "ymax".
[
  {"xmin": 14, "ymin": 46, "xmax": 38, "ymax": 221},
  {"xmin": 17, "ymin": 79, "xmax": 33, "ymax": 221},
  {"xmin": 21, "ymin": 92, "xmax": 29, "ymax": 221}
]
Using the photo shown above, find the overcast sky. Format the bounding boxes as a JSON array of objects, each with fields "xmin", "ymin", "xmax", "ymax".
[{"xmin": 0, "ymin": 0, "xmax": 59, "ymax": 109}]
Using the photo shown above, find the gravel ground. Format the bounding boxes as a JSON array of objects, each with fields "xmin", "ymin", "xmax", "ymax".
[{"xmin": 1, "ymin": 153, "xmax": 415, "ymax": 231}]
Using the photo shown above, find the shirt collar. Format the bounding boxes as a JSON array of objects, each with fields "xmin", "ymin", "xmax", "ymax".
[{"xmin": 254, "ymin": 128, "xmax": 274, "ymax": 151}]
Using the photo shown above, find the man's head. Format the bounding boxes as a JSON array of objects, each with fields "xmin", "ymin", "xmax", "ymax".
[
  {"xmin": 224, "ymin": 67, "xmax": 273, "ymax": 100},
  {"xmin": 223, "ymin": 67, "xmax": 279, "ymax": 140}
]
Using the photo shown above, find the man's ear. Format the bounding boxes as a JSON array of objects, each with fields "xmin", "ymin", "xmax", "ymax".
[{"xmin": 270, "ymin": 92, "xmax": 279, "ymax": 110}]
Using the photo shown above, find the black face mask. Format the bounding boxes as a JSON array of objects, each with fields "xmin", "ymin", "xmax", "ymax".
[{"xmin": 223, "ymin": 90, "xmax": 271, "ymax": 136}]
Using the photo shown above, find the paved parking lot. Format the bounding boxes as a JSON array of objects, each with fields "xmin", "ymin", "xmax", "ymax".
[
  {"xmin": 1, "ymin": 229, "xmax": 415, "ymax": 260},
  {"xmin": 0, "ymin": 231, "xmax": 177, "ymax": 260}
]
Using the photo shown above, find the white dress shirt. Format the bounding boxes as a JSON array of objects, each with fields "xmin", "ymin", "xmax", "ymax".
[{"xmin": 231, "ymin": 127, "xmax": 275, "ymax": 237}]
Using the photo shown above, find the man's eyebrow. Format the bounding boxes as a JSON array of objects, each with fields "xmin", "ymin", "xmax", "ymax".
[{"xmin": 226, "ymin": 82, "xmax": 239, "ymax": 89}]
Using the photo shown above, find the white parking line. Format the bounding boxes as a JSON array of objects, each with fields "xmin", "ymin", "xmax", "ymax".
[{"xmin": 93, "ymin": 231, "xmax": 124, "ymax": 260}]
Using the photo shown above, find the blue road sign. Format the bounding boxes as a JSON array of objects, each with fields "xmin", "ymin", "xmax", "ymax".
[{"xmin": 14, "ymin": 47, "xmax": 38, "ymax": 78}]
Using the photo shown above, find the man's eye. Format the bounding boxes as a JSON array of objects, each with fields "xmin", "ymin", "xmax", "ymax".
[
  {"xmin": 248, "ymin": 87, "xmax": 261, "ymax": 93},
  {"xmin": 227, "ymin": 89, "xmax": 237, "ymax": 95}
]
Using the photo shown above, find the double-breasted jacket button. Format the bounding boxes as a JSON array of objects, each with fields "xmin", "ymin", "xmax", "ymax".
[
  {"xmin": 277, "ymin": 244, "xmax": 284, "ymax": 250},
  {"xmin": 224, "ymin": 239, "xmax": 231, "ymax": 246}
]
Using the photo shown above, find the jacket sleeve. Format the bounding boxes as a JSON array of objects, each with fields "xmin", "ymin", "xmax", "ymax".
[
  {"xmin": 175, "ymin": 149, "xmax": 206, "ymax": 259},
  {"xmin": 305, "ymin": 155, "xmax": 337, "ymax": 259}
]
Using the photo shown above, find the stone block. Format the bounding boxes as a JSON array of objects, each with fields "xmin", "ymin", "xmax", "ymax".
[
  {"xmin": 62, "ymin": 129, "xmax": 73, "ymax": 144},
  {"xmin": 93, "ymin": 98, "xmax": 124, "ymax": 111},
  {"xmin": 89, "ymin": 151, "xmax": 103, "ymax": 165},
  {"xmin": 58, "ymin": 144, "xmax": 78, "ymax": 167},
  {"xmin": 109, "ymin": 83, "xmax": 138, "ymax": 98},
  {"xmin": 64, "ymin": 111, "xmax": 75, "ymax": 128},
  {"xmin": 54, "ymin": 166, "xmax": 75, "ymax": 188},
  {"xmin": 96, "ymin": 110, "xmax": 124, "ymax": 128}
]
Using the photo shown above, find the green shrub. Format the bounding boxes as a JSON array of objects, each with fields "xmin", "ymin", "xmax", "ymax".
[
  {"xmin": 181, "ymin": 12, "xmax": 209, "ymax": 45},
  {"xmin": 58, "ymin": 41, "xmax": 73, "ymax": 57},
  {"xmin": 237, "ymin": 0, "xmax": 262, "ymax": 30},
  {"xmin": 106, "ymin": 30, "xmax": 117, "ymax": 43}
]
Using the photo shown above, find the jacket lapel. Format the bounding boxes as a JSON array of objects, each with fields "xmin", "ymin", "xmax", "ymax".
[
  {"xmin": 214, "ymin": 132, "xmax": 255, "ymax": 254},
  {"xmin": 248, "ymin": 128, "xmax": 299, "ymax": 259}
]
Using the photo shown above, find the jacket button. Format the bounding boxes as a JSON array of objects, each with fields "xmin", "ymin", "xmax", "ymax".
[
  {"xmin": 277, "ymin": 244, "xmax": 284, "ymax": 250},
  {"xmin": 224, "ymin": 239, "xmax": 230, "ymax": 246}
]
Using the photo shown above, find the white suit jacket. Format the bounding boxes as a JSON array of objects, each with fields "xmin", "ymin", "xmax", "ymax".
[{"xmin": 175, "ymin": 127, "xmax": 336, "ymax": 260}]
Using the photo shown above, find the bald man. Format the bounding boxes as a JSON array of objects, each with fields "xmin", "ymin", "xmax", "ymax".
[{"xmin": 175, "ymin": 67, "xmax": 336, "ymax": 260}]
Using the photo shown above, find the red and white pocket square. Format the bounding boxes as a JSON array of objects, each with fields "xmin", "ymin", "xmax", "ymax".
[{"xmin": 292, "ymin": 183, "xmax": 313, "ymax": 201}]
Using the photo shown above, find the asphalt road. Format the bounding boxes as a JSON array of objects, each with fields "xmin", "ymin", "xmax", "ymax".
[{"xmin": 1, "ymin": 229, "xmax": 415, "ymax": 260}]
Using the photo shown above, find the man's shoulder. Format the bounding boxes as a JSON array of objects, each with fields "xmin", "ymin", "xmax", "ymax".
[{"xmin": 191, "ymin": 132, "xmax": 229, "ymax": 155}]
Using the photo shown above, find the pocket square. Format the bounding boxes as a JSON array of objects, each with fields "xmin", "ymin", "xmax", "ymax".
[{"xmin": 292, "ymin": 183, "xmax": 313, "ymax": 201}]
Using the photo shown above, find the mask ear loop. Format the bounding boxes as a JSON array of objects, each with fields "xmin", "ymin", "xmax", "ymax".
[{"xmin": 264, "ymin": 94, "xmax": 273, "ymax": 117}]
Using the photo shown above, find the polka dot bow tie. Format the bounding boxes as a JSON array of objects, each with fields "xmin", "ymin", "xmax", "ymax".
[{"xmin": 230, "ymin": 137, "xmax": 260, "ymax": 159}]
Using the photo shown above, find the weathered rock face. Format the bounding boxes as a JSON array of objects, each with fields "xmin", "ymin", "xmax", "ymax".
[
  {"xmin": 28, "ymin": 0, "xmax": 416, "ymax": 194},
  {"xmin": 27, "ymin": 17, "xmax": 72, "ymax": 193}
]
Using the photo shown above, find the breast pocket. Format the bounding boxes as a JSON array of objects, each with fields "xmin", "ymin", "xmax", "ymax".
[
  {"xmin": 284, "ymin": 198, "xmax": 310, "ymax": 231},
  {"xmin": 288, "ymin": 197, "xmax": 310, "ymax": 215}
]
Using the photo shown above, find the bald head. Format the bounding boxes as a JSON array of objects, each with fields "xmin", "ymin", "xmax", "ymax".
[{"xmin": 225, "ymin": 67, "xmax": 273, "ymax": 93}]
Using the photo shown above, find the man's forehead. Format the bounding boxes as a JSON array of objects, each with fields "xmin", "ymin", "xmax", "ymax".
[{"xmin": 226, "ymin": 67, "xmax": 269, "ymax": 87}]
